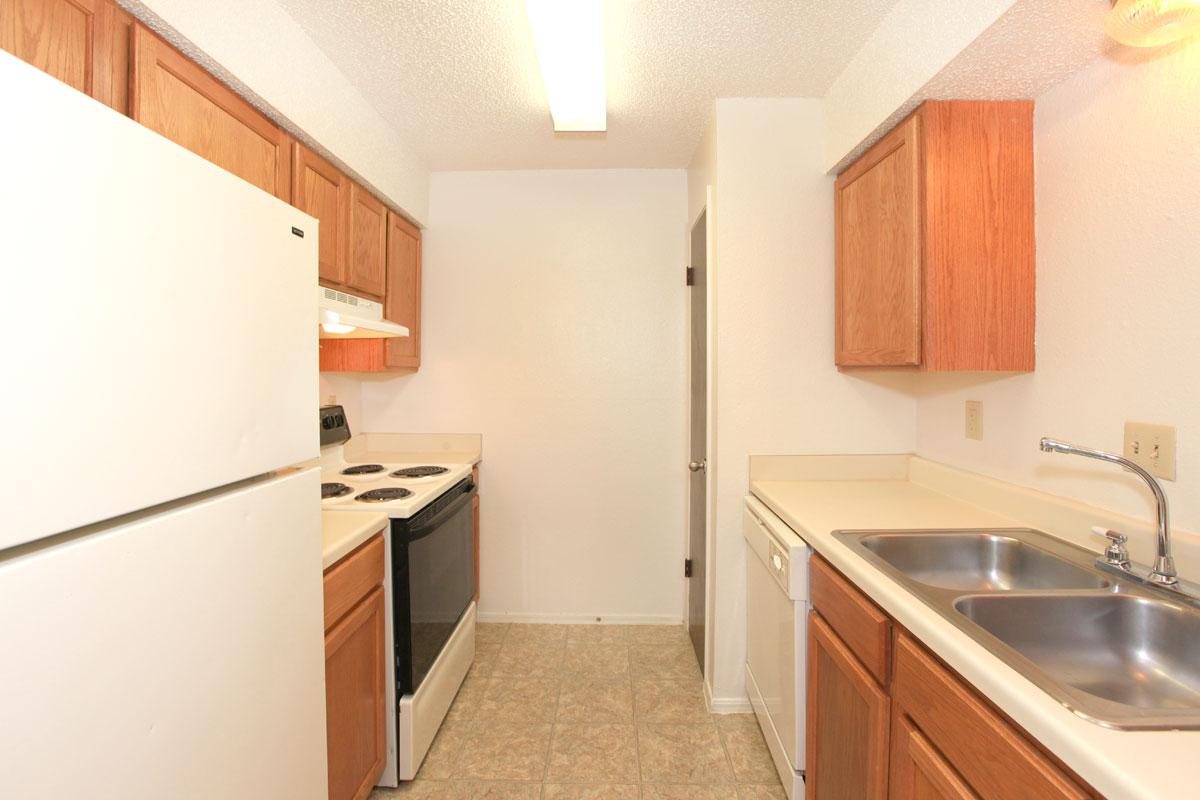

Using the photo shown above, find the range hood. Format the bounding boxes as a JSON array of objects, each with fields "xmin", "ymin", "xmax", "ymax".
[{"xmin": 318, "ymin": 287, "xmax": 409, "ymax": 339}]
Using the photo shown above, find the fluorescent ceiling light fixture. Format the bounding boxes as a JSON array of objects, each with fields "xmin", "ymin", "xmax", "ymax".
[
  {"xmin": 1106, "ymin": 0, "xmax": 1200, "ymax": 47},
  {"xmin": 524, "ymin": 0, "xmax": 606, "ymax": 131}
]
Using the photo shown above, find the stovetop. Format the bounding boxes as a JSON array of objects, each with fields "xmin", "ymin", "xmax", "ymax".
[{"xmin": 319, "ymin": 446, "xmax": 472, "ymax": 519}]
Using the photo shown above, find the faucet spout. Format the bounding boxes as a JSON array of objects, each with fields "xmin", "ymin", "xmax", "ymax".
[{"xmin": 1038, "ymin": 437, "xmax": 1177, "ymax": 587}]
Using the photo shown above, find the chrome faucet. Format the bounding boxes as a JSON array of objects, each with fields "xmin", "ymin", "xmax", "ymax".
[{"xmin": 1039, "ymin": 437, "xmax": 1178, "ymax": 589}]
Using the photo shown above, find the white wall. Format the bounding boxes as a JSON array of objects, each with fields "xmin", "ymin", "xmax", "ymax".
[
  {"xmin": 701, "ymin": 99, "xmax": 917, "ymax": 705},
  {"xmin": 357, "ymin": 169, "xmax": 689, "ymax": 622},
  {"xmin": 915, "ymin": 41, "xmax": 1200, "ymax": 535}
]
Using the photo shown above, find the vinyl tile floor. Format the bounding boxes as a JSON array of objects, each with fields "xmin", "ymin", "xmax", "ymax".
[{"xmin": 370, "ymin": 623, "xmax": 787, "ymax": 800}]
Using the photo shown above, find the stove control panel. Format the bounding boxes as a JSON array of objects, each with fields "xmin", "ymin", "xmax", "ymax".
[{"xmin": 319, "ymin": 405, "xmax": 351, "ymax": 446}]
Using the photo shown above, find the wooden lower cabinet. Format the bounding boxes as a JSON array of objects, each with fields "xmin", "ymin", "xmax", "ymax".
[
  {"xmin": 806, "ymin": 556, "xmax": 1097, "ymax": 800},
  {"xmin": 806, "ymin": 612, "xmax": 889, "ymax": 800},
  {"xmin": 324, "ymin": 535, "xmax": 387, "ymax": 800},
  {"xmin": 890, "ymin": 713, "xmax": 980, "ymax": 800}
]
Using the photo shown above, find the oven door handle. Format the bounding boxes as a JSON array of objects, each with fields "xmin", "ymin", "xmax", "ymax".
[{"xmin": 406, "ymin": 480, "xmax": 477, "ymax": 542}]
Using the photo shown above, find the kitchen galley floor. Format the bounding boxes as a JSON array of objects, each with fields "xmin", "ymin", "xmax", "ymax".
[{"xmin": 370, "ymin": 623, "xmax": 785, "ymax": 800}]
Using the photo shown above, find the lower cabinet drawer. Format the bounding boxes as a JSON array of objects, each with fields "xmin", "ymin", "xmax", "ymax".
[
  {"xmin": 891, "ymin": 632, "xmax": 1091, "ymax": 800},
  {"xmin": 323, "ymin": 533, "xmax": 385, "ymax": 630}
]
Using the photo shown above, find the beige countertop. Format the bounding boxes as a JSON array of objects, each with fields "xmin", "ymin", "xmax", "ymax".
[
  {"xmin": 321, "ymin": 510, "xmax": 388, "ymax": 569},
  {"xmin": 749, "ymin": 455, "xmax": 1200, "ymax": 800}
]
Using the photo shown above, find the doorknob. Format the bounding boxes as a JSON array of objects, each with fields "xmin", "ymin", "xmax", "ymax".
[{"xmin": 688, "ymin": 461, "xmax": 706, "ymax": 473}]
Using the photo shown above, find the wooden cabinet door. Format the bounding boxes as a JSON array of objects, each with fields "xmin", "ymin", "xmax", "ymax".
[
  {"xmin": 806, "ymin": 611, "xmax": 890, "ymax": 800},
  {"xmin": 835, "ymin": 112, "xmax": 922, "ymax": 367},
  {"xmin": 1, "ymin": 0, "xmax": 127, "ymax": 109},
  {"xmin": 890, "ymin": 713, "xmax": 980, "ymax": 800},
  {"xmin": 384, "ymin": 211, "xmax": 421, "ymax": 369},
  {"xmin": 293, "ymin": 143, "xmax": 349, "ymax": 286},
  {"xmin": 130, "ymin": 23, "xmax": 291, "ymax": 201},
  {"xmin": 346, "ymin": 182, "xmax": 386, "ymax": 299},
  {"xmin": 325, "ymin": 584, "xmax": 386, "ymax": 800}
]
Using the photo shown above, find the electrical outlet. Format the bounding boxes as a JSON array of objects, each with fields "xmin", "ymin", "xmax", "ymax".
[
  {"xmin": 325, "ymin": 395, "xmax": 337, "ymax": 406},
  {"xmin": 965, "ymin": 400, "xmax": 983, "ymax": 441},
  {"xmin": 1124, "ymin": 421, "xmax": 1176, "ymax": 480}
]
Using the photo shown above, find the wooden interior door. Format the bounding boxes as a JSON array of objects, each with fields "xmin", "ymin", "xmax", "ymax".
[
  {"xmin": 346, "ymin": 182, "xmax": 386, "ymax": 299},
  {"xmin": 325, "ymin": 585, "xmax": 386, "ymax": 800},
  {"xmin": 0, "ymin": 0, "xmax": 121, "ymax": 105},
  {"xmin": 130, "ymin": 23, "xmax": 291, "ymax": 201},
  {"xmin": 806, "ymin": 612, "xmax": 890, "ymax": 800},
  {"xmin": 384, "ymin": 211, "xmax": 421, "ymax": 368},
  {"xmin": 835, "ymin": 112, "xmax": 922, "ymax": 367},
  {"xmin": 890, "ymin": 713, "xmax": 980, "ymax": 800},
  {"xmin": 292, "ymin": 142, "xmax": 349, "ymax": 286}
]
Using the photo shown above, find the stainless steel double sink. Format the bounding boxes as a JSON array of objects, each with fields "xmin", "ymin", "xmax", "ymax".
[{"xmin": 834, "ymin": 528, "xmax": 1200, "ymax": 730}]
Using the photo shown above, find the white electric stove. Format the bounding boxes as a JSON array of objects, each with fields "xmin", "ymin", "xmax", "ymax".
[{"xmin": 319, "ymin": 406, "xmax": 477, "ymax": 787}]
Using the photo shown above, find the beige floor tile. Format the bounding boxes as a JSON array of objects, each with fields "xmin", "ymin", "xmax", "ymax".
[
  {"xmin": 492, "ymin": 639, "xmax": 567, "ymax": 678},
  {"xmin": 563, "ymin": 642, "xmax": 631, "ymax": 679},
  {"xmin": 370, "ymin": 780, "xmax": 465, "ymax": 798},
  {"xmin": 715, "ymin": 716, "xmax": 777, "ymax": 784},
  {"xmin": 633, "ymin": 679, "xmax": 709, "ymax": 723},
  {"xmin": 458, "ymin": 721, "xmax": 553, "ymax": 781},
  {"xmin": 476, "ymin": 623, "xmax": 510, "ymax": 646},
  {"xmin": 458, "ymin": 781, "xmax": 542, "ymax": 799},
  {"xmin": 734, "ymin": 785, "xmax": 786, "ymax": 800},
  {"xmin": 637, "ymin": 723, "xmax": 733, "ymax": 784},
  {"xmin": 558, "ymin": 678, "xmax": 635, "ymax": 722},
  {"xmin": 473, "ymin": 642, "xmax": 501, "ymax": 677},
  {"xmin": 629, "ymin": 645, "xmax": 703, "ymax": 682},
  {"xmin": 625, "ymin": 626, "xmax": 691, "ymax": 646},
  {"xmin": 640, "ymin": 786, "xmax": 739, "ymax": 800},
  {"xmin": 505, "ymin": 623, "xmax": 569, "ymax": 645},
  {"xmin": 476, "ymin": 676, "xmax": 560, "ymax": 723},
  {"xmin": 546, "ymin": 723, "xmax": 640, "ymax": 783},
  {"xmin": 445, "ymin": 676, "xmax": 485, "ymax": 722},
  {"xmin": 543, "ymin": 784, "xmax": 641, "ymax": 799},
  {"xmin": 417, "ymin": 721, "xmax": 470, "ymax": 780},
  {"xmin": 566, "ymin": 624, "xmax": 631, "ymax": 645}
]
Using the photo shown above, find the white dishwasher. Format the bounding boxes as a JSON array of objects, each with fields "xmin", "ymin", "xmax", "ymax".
[{"xmin": 743, "ymin": 495, "xmax": 811, "ymax": 800}]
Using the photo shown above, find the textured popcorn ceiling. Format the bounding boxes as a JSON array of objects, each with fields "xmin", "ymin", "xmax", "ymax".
[{"xmin": 274, "ymin": 0, "xmax": 901, "ymax": 169}]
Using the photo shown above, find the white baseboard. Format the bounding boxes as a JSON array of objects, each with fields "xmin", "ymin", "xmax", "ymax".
[
  {"xmin": 475, "ymin": 611, "xmax": 685, "ymax": 625},
  {"xmin": 704, "ymin": 680, "xmax": 753, "ymax": 714}
]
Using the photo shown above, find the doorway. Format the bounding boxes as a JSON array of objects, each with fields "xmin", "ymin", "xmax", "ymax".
[{"xmin": 687, "ymin": 205, "xmax": 708, "ymax": 669}]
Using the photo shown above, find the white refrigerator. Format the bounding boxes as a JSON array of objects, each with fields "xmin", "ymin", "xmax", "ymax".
[{"xmin": 0, "ymin": 52, "xmax": 328, "ymax": 798}]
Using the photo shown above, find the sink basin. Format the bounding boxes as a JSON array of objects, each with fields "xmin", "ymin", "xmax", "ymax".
[
  {"xmin": 956, "ymin": 594, "xmax": 1200, "ymax": 724},
  {"xmin": 855, "ymin": 532, "xmax": 1109, "ymax": 591}
]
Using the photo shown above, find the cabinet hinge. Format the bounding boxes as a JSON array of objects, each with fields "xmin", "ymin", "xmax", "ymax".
[
  {"xmin": 684, "ymin": 558, "xmax": 693, "ymax": 578},
  {"xmin": 686, "ymin": 266, "xmax": 695, "ymax": 286}
]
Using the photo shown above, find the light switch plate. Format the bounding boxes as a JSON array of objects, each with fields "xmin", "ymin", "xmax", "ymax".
[
  {"xmin": 965, "ymin": 400, "xmax": 983, "ymax": 441},
  {"xmin": 1123, "ymin": 421, "xmax": 1176, "ymax": 480}
]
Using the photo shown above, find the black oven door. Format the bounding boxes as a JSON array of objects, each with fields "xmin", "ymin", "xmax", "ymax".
[{"xmin": 392, "ymin": 477, "xmax": 477, "ymax": 695}]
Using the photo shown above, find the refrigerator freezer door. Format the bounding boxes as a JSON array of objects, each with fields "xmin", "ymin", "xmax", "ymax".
[
  {"xmin": 0, "ymin": 469, "xmax": 326, "ymax": 800},
  {"xmin": 0, "ymin": 52, "xmax": 319, "ymax": 550}
]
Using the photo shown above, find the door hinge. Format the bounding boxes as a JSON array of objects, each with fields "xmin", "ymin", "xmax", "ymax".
[
  {"xmin": 686, "ymin": 266, "xmax": 695, "ymax": 286},
  {"xmin": 684, "ymin": 558, "xmax": 693, "ymax": 578}
]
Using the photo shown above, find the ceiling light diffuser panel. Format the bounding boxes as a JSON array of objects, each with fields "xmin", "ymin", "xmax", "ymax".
[{"xmin": 524, "ymin": 0, "xmax": 607, "ymax": 131}]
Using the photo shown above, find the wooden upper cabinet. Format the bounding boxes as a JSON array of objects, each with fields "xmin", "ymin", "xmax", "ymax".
[
  {"xmin": 1, "ymin": 0, "xmax": 130, "ymax": 112},
  {"xmin": 318, "ymin": 209, "xmax": 423, "ymax": 374},
  {"xmin": 346, "ymin": 182, "xmax": 387, "ymax": 299},
  {"xmin": 835, "ymin": 100, "xmax": 1035, "ymax": 371},
  {"xmin": 130, "ymin": 23, "xmax": 291, "ymax": 201},
  {"xmin": 384, "ymin": 211, "xmax": 422, "ymax": 369},
  {"xmin": 293, "ymin": 143, "xmax": 349, "ymax": 287}
]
